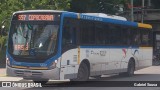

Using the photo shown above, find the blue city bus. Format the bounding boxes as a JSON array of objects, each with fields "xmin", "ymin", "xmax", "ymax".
[{"xmin": 6, "ymin": 10, "xmax": 152, "ymax": 83}]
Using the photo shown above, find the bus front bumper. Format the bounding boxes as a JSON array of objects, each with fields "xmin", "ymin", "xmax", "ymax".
[{"xmin": 6, "ymin": 66, "xmax": 60, "ymax": 80}]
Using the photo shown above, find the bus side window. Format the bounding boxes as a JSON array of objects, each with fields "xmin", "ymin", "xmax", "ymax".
[
  {"xmin": 130, "ymin": 28, "xmax": 140, "ymax": 46},
  {"xmin": 95, "ymin": 22, "xmax": 109, "ymax": 45},
  {"xmin": 140, "ymin": 29, "xmax": 150, "ymax": 46},
  {"xmin": 121, "ymin": 27, "xmax": 130, "ymax": 45},
  {"xmin": 62, "ymin": 18, "xmax": 77, "ymax": 52},
  {"xmin": 63, "ymin": 27, "xmax": 76, "ymax": 45},
  {"xmin": 62, "ymin": 26, "xmax": 68, "ymax": 44},
  {"xmin": 109, "ymin": 25, "xmax": 121, "ymax": 45},
  {"xmin": 80, "ymin": 20, "xmax": 95, "ymax": 45}
]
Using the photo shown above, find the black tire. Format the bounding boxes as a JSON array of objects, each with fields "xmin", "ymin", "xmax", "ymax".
[
  {"xmin": 126, "ymin": 60, "xmax": 135, "ymax": 77},
  {"xmin": 119, "ymin": 60, "xmax": 135, "ymax": 77},
  {"xmin": 73, "ymin": 63, "xmax": 89, "ymax": 81}
]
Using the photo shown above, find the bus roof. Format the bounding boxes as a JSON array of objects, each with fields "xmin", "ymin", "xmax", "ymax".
[
  {"xmin": 81, "ymin": 13, "xmax": 152, "ymax": 29},
  {"xmin": 13, "ymin": 10, "xmax": 152, "ymax": 29},
  {"xmin": 77, "ymin": 13, "xmax": 152, "ymax": 29},
  {"xmin": 82, "ymin": 13, "xmax": 127, "ymax": 21},
  {"xmin": 138, "ymin": 23, "xmax": 152, "ymax": 29}
]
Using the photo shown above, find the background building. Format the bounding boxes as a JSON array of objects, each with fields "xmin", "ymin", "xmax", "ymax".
[{"xmin": 121, "ymin": 0, "xmax": 160, "ymax": 57}]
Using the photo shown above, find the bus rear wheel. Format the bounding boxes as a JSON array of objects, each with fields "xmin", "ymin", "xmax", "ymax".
[
  {"xmin": 119, "ymin": 60, "xmax": 135, "ymax": 77},
  {"xmin": 73, "ymin": 63, "xmax": 89, "ymax": 81},
  {"xmin": 127, "ymin": 60, "xmax": 135, "ymax": 76}
]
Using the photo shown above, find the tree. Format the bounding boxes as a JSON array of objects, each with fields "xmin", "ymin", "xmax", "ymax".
[
  {"xmin": 70, "ymin": 0, "xmax": 128, "ymax": 14},
  {"xmin": 0, "ymin": 0, "xmax": 71, "ymax": 27}
]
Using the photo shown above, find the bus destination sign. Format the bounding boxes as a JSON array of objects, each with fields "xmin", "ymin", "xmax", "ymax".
[{"xmin": 18, "ymin": 14, "xmax": 54, "ymax": 21}]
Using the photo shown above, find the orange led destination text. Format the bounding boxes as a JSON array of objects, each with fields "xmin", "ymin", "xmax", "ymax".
[{"xmin": 29, "ymin": 15, "xmax": 54, "ymax": 21}]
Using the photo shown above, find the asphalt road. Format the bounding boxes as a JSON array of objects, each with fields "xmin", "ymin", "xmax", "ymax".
[{"xmin": 1, "ymin": 66, "xmax": 160, "ymax": 90}]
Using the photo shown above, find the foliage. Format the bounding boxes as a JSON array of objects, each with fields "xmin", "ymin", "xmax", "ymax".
[
  {"xmin": 70, "ymin": 0, "xmax": 128, "ymax": 14},
  {"xmin": 0, "ymin": 36, "xmax": 7, "ymax": 50},
  {"xmin": 0, "ymin": 0, "xmax": 71, "ymax": 28}
]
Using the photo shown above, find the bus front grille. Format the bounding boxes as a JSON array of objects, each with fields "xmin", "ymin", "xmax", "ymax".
[{"xmin": 15, "ymin": 70, "xmax": 43, "ymax": 77}]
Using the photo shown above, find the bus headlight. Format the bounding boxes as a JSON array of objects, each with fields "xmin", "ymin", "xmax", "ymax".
[
  {"xmin": 50, "ymin": 60, "xmax": 57, "ymax": 69},
  {"xmin": 6, "ymin": 57, "xmax": 11, "ymax": 67}
]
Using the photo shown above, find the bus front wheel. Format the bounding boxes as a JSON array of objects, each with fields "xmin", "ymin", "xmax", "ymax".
[{"xmin": 74, "ymin": 63, "xmax": 89, "ymax": 81}]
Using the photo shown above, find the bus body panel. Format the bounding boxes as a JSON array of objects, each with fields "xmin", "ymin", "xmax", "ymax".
[
  {"xmin": 60, "ymin": 48, "xmax": 79, "ymax": 80},
  {"xmin": 136, "ymin": 47, "xmax": 153, "ymax": 70}
]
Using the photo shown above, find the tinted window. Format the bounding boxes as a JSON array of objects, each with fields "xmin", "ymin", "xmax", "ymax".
[
  {"xmin": 62, "ymin": 18, "xmax": 79, "ymax": 53},
  {"xmin": 140, "ymin": 29, "xmax": 151, "ymax": 46},
  {"xmin": 80, "ymin": 20, "xmax": 95, "ymax": 45},
  {"xmin": 95, "ymin": 22, "xmax": 106, "ymax": 45},
  {"xmin": 109, "ymin": 25, "xmax": 121, "ymax": 45}
]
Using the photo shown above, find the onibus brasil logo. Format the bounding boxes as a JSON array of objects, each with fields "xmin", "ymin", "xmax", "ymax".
[{"xmin": 2, "ymin": 82, "xmax": 42, "ymax": 88}]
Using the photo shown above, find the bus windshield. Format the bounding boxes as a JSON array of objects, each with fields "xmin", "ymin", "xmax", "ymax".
[{"xmin": 8, "ymin": 13, "xmax": 60, "ymax": 61}]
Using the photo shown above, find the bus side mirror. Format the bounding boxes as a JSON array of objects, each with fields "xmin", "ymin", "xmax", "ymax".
[{"xmin": 1, "ymin": 25, "xmax": 7, "ymax": 36}]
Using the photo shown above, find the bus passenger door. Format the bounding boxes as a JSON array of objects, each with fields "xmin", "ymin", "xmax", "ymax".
[
  {"xmin": 60, "ymin": 18, "xmax": 79, "ymax": 80},
  {"xmin": 60, "ymin": 54, "xmax": 78, "ymax": 80}
]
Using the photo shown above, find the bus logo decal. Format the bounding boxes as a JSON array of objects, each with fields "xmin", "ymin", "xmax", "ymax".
[
  {"xmin": 133, "ymin": 50, "xmax": 139, "ymax": 56},
  {"xmin": 122, "ymin": 48, "xmax": 127, "ymax": 58}
]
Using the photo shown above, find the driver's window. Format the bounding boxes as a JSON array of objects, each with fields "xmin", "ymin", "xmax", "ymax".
[{"xmin": 62, "ymin": 18, "xmax": 77, "ymax": 52}]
